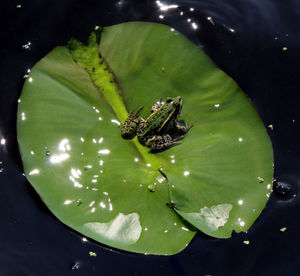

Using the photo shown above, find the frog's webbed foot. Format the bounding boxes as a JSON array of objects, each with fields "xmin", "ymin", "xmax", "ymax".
[
  {"xmin": 145, "ymin": 134, "xmax": 184, "ymax": 150},
  {"xmin": 121, "ymin": 107, "xmax": 143, "ymax": 139}
]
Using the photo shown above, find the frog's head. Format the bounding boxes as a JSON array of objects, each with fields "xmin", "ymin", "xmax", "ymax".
[
  {"xmin": 165, "ymin": 96, "xmax": 182, "ymax": 118},
  {"xmin": 166, "ymin": 96, "xmax": 182, "ymax": 105}
]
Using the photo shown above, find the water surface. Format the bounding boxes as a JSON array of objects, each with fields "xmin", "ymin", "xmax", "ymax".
[{"xmin": 1, "ymin": 0, "xmax": 300, "ymax": 275}]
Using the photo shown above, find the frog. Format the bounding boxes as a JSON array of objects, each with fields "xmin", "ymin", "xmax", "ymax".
[{"xmin": 121, "ymin": 96, "xmax": 192, "ymax": 150}]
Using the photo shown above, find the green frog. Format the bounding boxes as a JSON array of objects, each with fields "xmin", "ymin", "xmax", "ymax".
[{"xmin": 121, "ymin": 96, "xmax": 192, "ymax": 150}]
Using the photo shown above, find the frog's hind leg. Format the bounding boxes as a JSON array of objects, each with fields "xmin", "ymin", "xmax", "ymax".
[
  {"xmin": 146, "ymin": 134, "xmax": 184, "ymax": 150},
  {"xmin": 121, "ymin": 107, "xmax": 143, "ymax": 138}
]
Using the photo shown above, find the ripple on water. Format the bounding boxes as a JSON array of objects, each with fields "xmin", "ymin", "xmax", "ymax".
[{"xmin": 273, "ymin": 180, "xmax": 297, "ymax": 200}]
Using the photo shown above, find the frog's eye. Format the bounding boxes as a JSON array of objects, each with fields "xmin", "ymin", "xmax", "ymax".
[{"xmin": 166, "ymin": 98, "xmax": 173, "ymax": 103}]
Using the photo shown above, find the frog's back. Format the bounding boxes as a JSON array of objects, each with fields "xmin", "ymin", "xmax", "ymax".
[{"xmin": 141, "ymin": 111, "xmax": 170, "ymax": 136}]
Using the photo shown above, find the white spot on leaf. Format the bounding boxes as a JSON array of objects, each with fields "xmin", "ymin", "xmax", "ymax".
[
  {"xmin": 84, "ymin": 213, "xmax": 142, "ymax": 245},
  {"xmin": 185, "ymin": 203, "xmax": 233, "ymax": 231}
]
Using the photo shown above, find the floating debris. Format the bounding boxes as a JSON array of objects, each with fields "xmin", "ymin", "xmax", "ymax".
[
  {"xmin": 148, "ymin": 184, "xmax": 156, "ymax": 192},
  {"xmin": 89, "ymin": 251, "xmax": 97, "ymax": 257},
  {"xmin": 16, "ymin": 4, "xmax": 22, "ymax": 8},
  {"xmin": 22, "ymin": 42, "xmax": 32, "ymax": 51},
  {"xmin": 243, "ymin": 240, "xmax": 250, "ymax": 245},
  {"xmin": 71, "ymin": 262, "xmax": 80, "ymax": 270},
  {"xmin": 257, "ymin": 176, "xmax": 264, "ymax": 183},
  {"xmin": 280, "ymin": 227, "xmax": 287, "ymax": 232},
  {"xmin": 282, "ymin": 47, "xmax": 288, "ymax": 51},
  {"xmin": 268, "ymin": 124, "xmax": 273, "ymax": 130}
]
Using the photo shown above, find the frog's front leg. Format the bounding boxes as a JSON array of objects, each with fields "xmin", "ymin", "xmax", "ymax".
[
  {"xmin": 121, "ymin": 107, "xmax": 143, "ymax": 138},
  {"xmin": 175, "ymin": 121, "xmax": 193, "ymax": 134},
  {"xmin": 150, "ymin": 98, "xmax": 163, "ymax": 113},
  {"xmin": 145, "ymin": 134, "xmax": 184, "ymax": 150}
]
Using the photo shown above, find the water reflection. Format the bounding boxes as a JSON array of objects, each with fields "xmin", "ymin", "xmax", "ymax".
[
  {"xmin": 170, "ymin": 155, "xmax": 176, "ymax": 164},
  {"xmin": 191, "ymin": 22, "xmax": 198, "ymax": 29},
  {"xmin": 29, "ymin": 168, "xmax": 40, "ymax": 175},
  {"xmin": 111, "ymin": 119, "xmax": 121, "ymax": 126},
  {"xmin": 92, "ymin": 106, "xmax": 100, "ymax": 113},
  {"xmin": 69, "ymin": 167, "xmax": 83, "ymax": 188},
  {"xmin": 116, "ymin": 0, "xmax": 124, "ymax": 7},
  {"xmin": 98, "ymin": 149, "xmax": 110, "ymax": 155},
  {"xmin": 58, "ymin": 138, "xmax": 71, "ymax": 151},
  {"xmin": 50, "ymin": 153, "xmax": 69, "ymax": 164},
  {"xmin": 22, "ymin": 41, "xmax": 31, "ymax": 51},
  {"xmin": 156, "ymin": 1, "xmax": 179, "ymax": 11},
  {"xmin": 183, "ymin": 170, "xmax": 190, "ymax": 176},
  {"xmin": 71, "ymin": 168, "xmax": 82, "ymax": 178},
  {"xmin": 23, "ymin": 68, "xmax": 31, "ymax": 79},
  {"xmin": 237, "ymin": 217, "xmax": 245, "ymax": 227}
]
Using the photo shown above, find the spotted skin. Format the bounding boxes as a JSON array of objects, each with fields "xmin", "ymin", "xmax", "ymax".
[
  {"xmin": 121, "ymin": 107, "xmax": 143, "ymax": 138},
  {"xmin": 121, "ymin": 97, "xmax": 191, "ymax": 149}
]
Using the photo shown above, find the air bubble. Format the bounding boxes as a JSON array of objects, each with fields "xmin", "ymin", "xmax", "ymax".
[{"xmin": 274, "ymin": 180, "xmax": 295, "ymax": 200}]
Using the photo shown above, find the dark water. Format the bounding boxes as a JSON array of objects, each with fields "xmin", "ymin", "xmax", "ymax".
[{"xmin": 1, "ymin": 0, "xmax": 300, "ymax": 275}]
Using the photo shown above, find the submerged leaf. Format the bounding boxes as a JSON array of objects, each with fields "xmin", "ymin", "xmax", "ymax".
[{"xmin": 17, "ymin": 22, "xmax": 273, "ymax": 254}]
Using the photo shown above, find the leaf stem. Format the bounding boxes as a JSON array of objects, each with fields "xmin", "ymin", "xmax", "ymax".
[{"xmin": 68, "ymin": 31, "xmax": 163, "ymax": 168}]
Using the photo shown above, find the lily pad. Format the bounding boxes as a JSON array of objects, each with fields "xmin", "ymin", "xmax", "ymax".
[{"xmin": 17, "ymin": 22, "xmax": 273, "ymax": 255}]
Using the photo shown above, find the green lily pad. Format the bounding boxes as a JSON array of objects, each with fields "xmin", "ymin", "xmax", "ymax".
[
  {"xmin": 99, "ymin": 22, "xmax": 273, "ymax": 238},
  {"xmin": 17, "ymin": 22, "xmax": 273, "ymax": 255}
]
